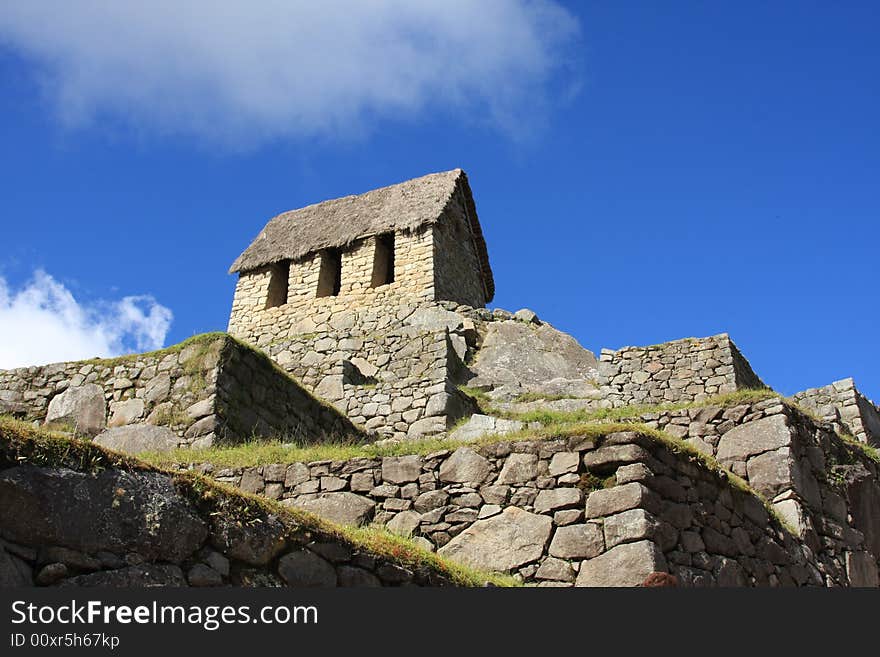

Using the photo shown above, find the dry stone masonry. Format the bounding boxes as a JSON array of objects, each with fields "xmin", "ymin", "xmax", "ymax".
[
  {"xmin": 0, "ymin": 334, "xmax": 358, "ymax": 452},
  {"xmin": 596, "ymin": 334, "xmax": 765, "ymax": 408},
  {"xmin": 792, "ymin": 378, "xmax": 880, "ymax": 446},
  {"xmin": 183, "ymin": 398, "xmax": 880, "ymax": 587}
]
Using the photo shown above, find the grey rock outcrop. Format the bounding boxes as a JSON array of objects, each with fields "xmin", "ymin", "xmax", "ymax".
[
  {"xmin": 0, "ymin": 465, "xmax": 207, "ymax": 563},
  {"xmin": 467, "ymin": 320, "xmax": 597, "ymax": 394}
]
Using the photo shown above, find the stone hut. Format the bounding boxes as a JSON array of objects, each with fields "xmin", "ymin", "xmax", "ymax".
[{"xmin": 227, "ymin": 169, "xmax": 494, "ymax": 343}]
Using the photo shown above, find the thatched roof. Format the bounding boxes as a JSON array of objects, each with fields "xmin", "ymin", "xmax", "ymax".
[{"xmin": 229, "ymin": 169, "xmax": 494, "ymax": 300}]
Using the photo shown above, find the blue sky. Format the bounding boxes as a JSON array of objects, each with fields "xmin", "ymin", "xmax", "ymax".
[{"xmin": 0, "ymin": 2, "xmax": 877, "ymax": 401}]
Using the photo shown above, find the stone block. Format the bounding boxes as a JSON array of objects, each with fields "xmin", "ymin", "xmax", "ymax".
[
  {"xmin": 585, "ymin": 483, "xmax": 660, "ymax": 519},
  {"xmin": 549, "ymin": 523, "xmax": 604, "ymax": 559},
  {"xmin": 576, "ymin": 540, "xmax": 668, "ymax": 587}
]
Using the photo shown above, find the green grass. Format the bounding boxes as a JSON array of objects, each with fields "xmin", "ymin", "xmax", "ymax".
[
  {"xmin": 79, "ymin": 332, "xmax": 228, "ymax": 369},
  {"xmin": 140, "ymin": 388, "xmax": 779, "ymax": 472},
  {"xmin": 838, "ymin": 433, "xmax": 880, "ymax": 465},
  {"xmin": 140, "ymin": 435, "xmax": 461, "ymax": 469},
  {"xmin": 0, "ymin": 416, "xmax": 514, "ymax": 587},
  {"xmin": 505, "ymin": 388, "xmax": 779, "ymax": 426},
  {"xmin": 457, "ymin": 385, "xmax": 493, "ymax": 413},
  {"xmin": 513, "ymin": 392, "xmax": 585, "ymax": 403}
]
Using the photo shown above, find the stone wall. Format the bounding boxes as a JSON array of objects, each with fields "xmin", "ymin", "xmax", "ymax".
[
  {"xmin": 432, "ymin": 192, "xmax": 490, "ymax": 309},
  {"xmin": 0, "ymin": 334, "xmax": 358, "ymax": 449},
  {"xmin": 792, "ymin": 378, "xmax": 880, "ymax": 446},
  {"xmin": 187, "ymin": 401, "xmax": 880, "ymax": 587},
  {"xmin": 266, "ymin": 325, "xmax": 475, "ymax": 441},
  {"xmin": 0, "ymin": 430, "xmax": 467, "ymax": 588},
  {"xmin": 228, "ymin": 228, "xmax": 436, "ymax": 345},
  {"xmin": 596, "ymin": 334, "xmax": 765, "ymax": 407},
  {"xmin": 603, "ymin": 396, "xmax": 880, "ymax": 586}
]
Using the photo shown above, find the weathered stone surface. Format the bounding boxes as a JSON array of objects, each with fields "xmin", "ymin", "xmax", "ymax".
[
  {"xmin": 204, "ymin": 551, "xmax": 230, "ymax": 577},
  {"xmin": 846, "ymin": 551, "xmax": 879, "ymax": 587},
  {"xmin": 716, "ymin": 415, "xmax": 792, "ymax": 464},
  {"xmin": 0, "ymin": 465, "xmax": 206, "ymax": 563},
  {"xmin": 585, "ymin": 483, "xmax": 659, "ymax": 518},
  {"xmin": 414, "ymin": 490, "xmax": 449, "ymax": 513},
  {"xmin": 93, "ymin": 424, "xmax": 179, "ymax": 455},
  {"xmin": 314, "ymin": 375, "xmax": 344, "ymax": 401},
  {"xmin": 381, "ymin": 455, "xmax": 422, "ymax": 484},
  {"xmin": 603, "ymin": 509, "xmax": 660, "ymax": 548},
  {"xmin": 746, "ymin": 448, "xmax": 794, "ymax": 499},
  {"xmin": 349, "ymin": 357, "xmax": 379, "ymax": 379},
  {"xmin": 533, "ymin": 487, "xmax": 582, "ymax": 513},
  {"xmin": 60, "ymin": 564, "xmax": 186, "ymax": 587},
  {"xmin": 407, "ymin": 416, "xmax": 446, "ymax": 439},
  {"xmin": 285, "ymin": 463, "xmax": 311, "ymax": 487},
  {"xmin": 185, "ymin": 398, "xmax": 214, "ymax": 420},
  {"xmin": 210, "ymin": 513, "xmax": 287, "ymax": 566},
  {"xmin": 143, "ymin": 374, "xmax": 171, "ymax": 404},
  {"xmin": 448, "ymin": 414, "xmax": 523, "ymax": 443},
  {"xmin": 513, "ymin": 308, "xmax": 539, "ymax": 324},
  {"xmin": 497, "ymin": 453, "xmax": 539, "ymax": 485},
  {"xmin": 404, "ymin": 307, "xmax": 464, "ymax": 332},
  {"xmin": 294, "ymin": 493, "xmax": 376, "ymax": 526},
  {"xmin": 582, "ymin": 444, "xmax": 650, "ymax": 470},
  {"xmin": 535, "ymin": 557, "xmax": 575, "ymax": 582},
  {"xmin": 549, "ymin": 523, "xmax": 604, "ymax": 559},
  {"xmin": 0, "ymin": 547, "xmax": 32, "ymax": 587},
  {"xmin": 108, "ymin": 398, "xmax": 146, "ymax": 427},
  {"xmin": 576, "ymin": 540, "xmax": 668, "ymax": 587},
  {"xmin": 337, "ymin": 565, "xmax": 381, "ymax": 587},
  {"xmin": 468, "ymin": 321, "xmax": 597, "ymax": 391},
  {"xmin": 187, "ymin": 563, "xmax": 223, "ymax": 587},
  {"xmin": 36, "ymin": 562, "xmax": 68, "ymax": 586},
  {"xmin": 386, "ymin": 510, "xmax": 421, "ymax": 536},
  {"xmin": 45, "ymin": 384, "xmax": 106, "ymax": 437},
  {"xmin": 278, "ymin": 551, "xmax": 338, "ymax": 587},
  {"xmin": 439, "ymin": 448, "xmax": 491, "ymax": 484},
  {"xmin": 438, "ymin": 507, "xmax": 552, "ymax": 572},
  {"xmin": 549, "ymin": 452, "xmax": 580, "ymax": 476}
]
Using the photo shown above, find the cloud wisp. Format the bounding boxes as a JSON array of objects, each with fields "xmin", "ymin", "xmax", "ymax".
[
  {"xmin": 0, "ymin": 1, "xmax": 581, "ymax": 145},
  {"xmin": 0, "ymin": 270, "xmax": 173, "ymax": 368}
]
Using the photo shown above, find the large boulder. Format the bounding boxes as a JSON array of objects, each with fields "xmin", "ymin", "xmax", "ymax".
[
  {"xmin": 575, "ymin": 540, "xmax": 668, "ymax": 587},
  {"xmin": 468, "ymin": 321, "xmax": 597, "ymax": 393},
  {"xmin": 292, "ymin": 492, "xmax": 376, "ymax": 527},
  {"xmin": 93, "ymin": 424, "xmax": 179, "ymax": 455},
  {"xmin": 44, "ymin": 384, "xmax": 107, "ymax": 437},
  {"xmin": 438, "ymin": 507, "xmax": 552, "ymax": 572},
  {"xmin": 0, "ymin": 465, "xmax": 207, "ymax": 563}
]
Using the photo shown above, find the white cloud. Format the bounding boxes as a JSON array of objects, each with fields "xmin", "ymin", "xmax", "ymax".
[
  {"xmin": 0, "ymin": 1, "xmax": 580, "ymax": 145},
  {"xmin": 0, "ymin": 270, "xmax": 173, "ymax": 368}
]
